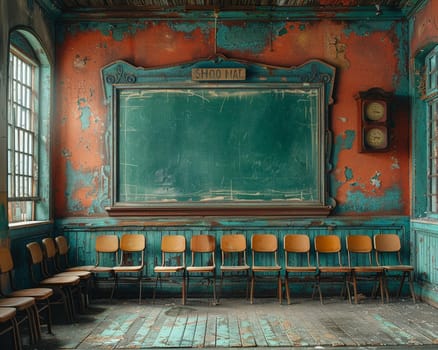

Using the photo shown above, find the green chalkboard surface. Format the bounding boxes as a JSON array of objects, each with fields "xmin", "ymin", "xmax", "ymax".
[
  {"xmin": 102, "ymin": 58, "xmax": 335, "ymax": 216},
  {"xmin": 117, "ymin": 85, "xmax": 320, "ymax": 203}
]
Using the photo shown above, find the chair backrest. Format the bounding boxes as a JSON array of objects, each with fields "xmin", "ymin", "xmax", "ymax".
[
  {"xmin": 251, "ymin": 234, "xmax": 278, "ymax": 266},
  {"xmin": 27, "ymin": 242, "xmax": 45, "ymax": 265},
  {"xmin": 161, "ymin": 235, "xmax": 186, "ymax": 253},
  {"xmin": 220, "ymin": 234, "xmax": 247, "ymax": 267},
  {"xmin": 190, "ymin": 235, "xmax": 215, "ymax": 253},
  {"xmin": 55, "ymin": 236, "xmax": 69, "ymax": 256},
  {"xmin": 189, "ymin": 235, "xmax": 215, "ymax": 267},
  {"xmin": 251, "ymin": 234, "xmax": 277, "ymax": 252},
  {"xmin": 95, "ymin": 235, "xmax": 119, "ymax": 253},
  {"xmin": 314, "ymin": 235, "xmax": 342, "ymax": 267},
  {"xmin": 221, "ymin": 234, "xmax": 246, "ymax": 253},
  {"xmin": 119, "ymin": 234, "xmax": 145, "ymax": 267},
  {"xmin": 26, "ymin": 241, "xmax": 49, "ymax": 283},
  {"xmin": 42, "ymin": 237, "xmax": 57, "ymax": 259},
  {"xmin": 346, "ymin": 235, "xmax": 373, "ymax": 266},
  {"xmin": 373, "ymin": 234, "xmax": 402, "ymax": 265},
  {"xmin": 0, "ymin": 247, "xmax": 14, "ymax": 274},
  {"xmin": 373, "ymin": 234, "xmax": 401, "ymax": 252},
  {"xmin": 284, "ymin": 234, "xmax": 311, "ymax": 267},
  {"xmin": 120, "ymin": 234, "xmax": 145, "ymax": 252},
  {"xmin": 284, "ymin": 234, "xmax": 310, "ymax": 253}
]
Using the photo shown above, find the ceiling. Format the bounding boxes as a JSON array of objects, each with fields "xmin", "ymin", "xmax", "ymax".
[{"xmin": 42, "ymin": 0, "xmax": 421, "ymax": 18}]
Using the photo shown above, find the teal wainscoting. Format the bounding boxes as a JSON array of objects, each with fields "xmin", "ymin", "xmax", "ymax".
[
  {"xmin": 52, "ymin": 216, "xmax": 415, "ymax": 299},
  {"xmin": 411, "ymin": 220, "xmax": 438, "ymax": 307}
]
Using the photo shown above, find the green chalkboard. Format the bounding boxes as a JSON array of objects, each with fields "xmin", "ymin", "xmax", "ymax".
[{"xmin": 115, "ymin": 84, "xmax": 322, "ymax": 204}]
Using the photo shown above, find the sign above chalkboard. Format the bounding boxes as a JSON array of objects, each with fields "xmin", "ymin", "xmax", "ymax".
[{"xmin": 192, "ymin": 68, "xmax": 246, "ymax": 81}]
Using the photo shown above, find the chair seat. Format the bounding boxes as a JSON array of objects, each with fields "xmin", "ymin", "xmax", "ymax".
[
  {"xmin": 90, "ymin": 266, "xmax": 114, "ymax": 273},
  {"xmin": 286, "ymin": 266, "xmax": 317, "ymax": 273},
  {"xmin": 252, "ymin": 265, "xmax": 281, "ymax": 272},
  {"xmin": 9, "ymin": 288, "xmax": 53, "ymax": 300},
  {"xmin": 0, "ymin": 297, "xmax": 35, "ymax": 310},
  {"xmin": 318, "ymin": 266, "xmax": 351, "ymax": 273},
  {"xmin": 186, "ymin": 266, "xmax": 215, "ymax": 273},
  {"xmin": 113, "ymin": 266, "xmax": 143, "ymax": 273},
  {"xmin": 0, "ymin": 307, "xmax": 16, "ymax": 322},
  {"xmin": 40, "ymin": 276, "xmax": 80, "ymax": 286},
  {"xmin": 55, "ymin": 271, "xmax": 92, "ymax": 279},
  {"xmin": 66, "ymin": 265, "xmax": 96, "ymax": 272},
  {"xmin": 353, "ymin": 266, "xmax": 384, "ymax": 273},
  {"xmin": 154, "ymin": 266, "xmax": 185, "ymax": 273},
  {"xmin": 383, "ymin": 265, "xmax": 414, "ymax": 271},
  {"xmin": 220, "ymin": 265, "xmax": 250, "ymax": 272}
]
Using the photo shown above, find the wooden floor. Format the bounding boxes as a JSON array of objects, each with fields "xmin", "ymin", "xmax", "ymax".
[{"xmin": 23, "ymin": 295, "xmax": 438, "ymax": 349}]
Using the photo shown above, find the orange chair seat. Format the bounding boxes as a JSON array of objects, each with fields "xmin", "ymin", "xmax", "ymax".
[
  {"xmin": 9, "ymin": 288, "xmax": 53, "ymax": 300},
  {"xmin": 154, "ymin": 266, "xmax": 185, "ymax": 273},
  {"xmin": 0, "ymin": 307, "xmax": 16, "ymax": 322}
]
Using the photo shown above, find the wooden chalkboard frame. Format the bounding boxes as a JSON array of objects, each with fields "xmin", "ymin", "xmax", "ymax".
[{"xmin": 101, "ymin": 57, "xmax": 335, "ymax": 217}]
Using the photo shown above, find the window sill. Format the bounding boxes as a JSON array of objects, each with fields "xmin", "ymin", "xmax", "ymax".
[{"xmin": 8, "ymin": 220, "xmax": 53, "ymax": 230}]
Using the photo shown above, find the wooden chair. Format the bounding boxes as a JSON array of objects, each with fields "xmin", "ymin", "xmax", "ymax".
[
  {"xmin": 283, "ymin": 234, "xmax": 318, "ymax": 305},
  {"xmin": 0, "ymin": 247, "xmax": 54, "ymax": 335},
  {"xmin": 0, "ymin": 307, "xmax": 21, "ymax": 350},
  {"xmin": 54, "ymin": 236, "xmax": 96, "ymax": 272},
  {"xmin": 111, "ymin": 234, "xmax": 145, "ymax": 304},
  {"xmin": 153, "ymin": 235, "xmax": 186, "ymax": 305},
  {"xmin": 186, "ymin": 235, "xmax": 216, "ymax": 304},
  {"xmin": 219, "ymin": 234, "xmax": 250, "ymax": 300},
  {"xmin": 346, "ymin": 235, "xmax": 385, "ymax": 304},
  {"xmin": 314, "ymin": 235, "xmax": 352, "ymax": 304},
  {"xmin": 373, "ymin": 233, "xmax": 416, "ymax": 303},
  {"xmin": 42, "ymin": 237, "xmax": 91, "ymax": 309},
  {"xmin": 250, "ymin": 234, "xmax": 282, "ymax": 304},
  {"xmin": 26, "ymin": 242, "xmax": 81, "ymax": 322},
  {"xmin": 0, "ymin": 297, "xmax": 39, "ymax": 347}
]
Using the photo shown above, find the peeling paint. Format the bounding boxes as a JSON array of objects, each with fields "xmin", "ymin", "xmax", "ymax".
[
  {"xmin": 73, "ymin": 54, "xmax": 89, "ymax": 69},
  {"xmin": 391, "ymin": 156, "xmax": 400, "ymax": 169},
  {"xmin": 77, "ymin": 98, "xmax": 91, "ymax": 130},
  {"xmin": 65, "ymin": 161, "xmax": 109, "ymax": 214},
  {"xmin": 344, "ymin": 21, "xmax": 394, "ymax": 37},
  {"xmin": 218, "ymin": 22, "xmax": 285, "ymax": 53},
  {"xmin": 169, "ymin": 22, "xmax": 211, "ymax": 36},
  {"xmin": 332, "ymin": 129, "xmax": 355, "ymax": 166},
  {"xmin": 340, "ymin": 186, "xmax": 402, "ymax": 213},
  {"xmin": 344, "ymin": 167, "xmax": 353, "ymax": 181},
  {"xmin": 371, "ymin": 171, "xmax": 382, "ymax": 188}
]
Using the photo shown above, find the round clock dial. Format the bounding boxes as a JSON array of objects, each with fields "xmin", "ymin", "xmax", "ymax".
[
  {"xmin": 365, "ymin": 128, "xmax": 387, "ymax": 149},
  {"xmin": 365, "ymin": 101, "xmax": 386, "ymax": 121}
]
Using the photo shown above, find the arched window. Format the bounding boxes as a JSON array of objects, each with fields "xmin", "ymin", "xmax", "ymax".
[{"xmin": 7, "ymin": 30, "xmax": 51, "ymax": 224}]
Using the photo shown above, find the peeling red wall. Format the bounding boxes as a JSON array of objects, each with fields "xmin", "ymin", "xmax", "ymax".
[
  {"xmin": 410, "ymin": 1, "xmax": 438, "ymax": 55},
  {"xmin": 54, "ymin": 19, "xmax": 410, "ymax": 218}
]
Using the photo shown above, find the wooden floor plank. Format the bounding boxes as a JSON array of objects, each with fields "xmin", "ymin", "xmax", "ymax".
[
  {"xmin": 192, "ymin": 312, "xmax": 207, "ymax": 347},
  {"xmin": 180, "ymin": 313, "xmax": 198, "ymax": 347},
  {"xmin": 38, "ymin": 298, "xmax": 438, "ymax": 349}
]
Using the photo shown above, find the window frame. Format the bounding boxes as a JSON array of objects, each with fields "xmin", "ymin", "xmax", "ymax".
[
  {"xmin": 426, "ymin": 45, "xmax": 438, "ymax": 216},
  {"xmin": 6, "ymin": 29, "xmax": 52, "ymax": 227}
]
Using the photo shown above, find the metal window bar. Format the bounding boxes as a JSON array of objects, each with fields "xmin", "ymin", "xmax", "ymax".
[{"xmin": 7, "ymin": 50, "xmax": 38, "ymax": 204}]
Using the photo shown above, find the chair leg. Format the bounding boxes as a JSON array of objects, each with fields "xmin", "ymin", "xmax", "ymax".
[
  {"xmin": 182, "ymin": 272, "xmax": 186, "ymax": 305},
  {"xmin": 138, "ymin": 276, "xmax": 142, "ymax": 305},
  {"xmin": 153, "ymin": 275, "xmax": 159, "ymax": 303},
  {"xmin": 250, "ymin": 272, "xmax": 255, "ymax": 304},
  {"xmin": 11, "ymin": 316, "xmax": 22, "ymax": 350},
  {"xmin": 344, "ymin": 273, "xmax": 352, "ymax": 304},
  {"xmin": 408, "ymin": 272, "xmax": 416, "ymax": 303},
  {"xmin": 285, "ymin": 273, "xmax": 291, "ymax": 305},
  {"xmin": 352, "ymin": 272, "xmax": 358, "ymax": 304},
  {"xmin": 212, "ymin": 272, "xmax": 217, "ymax": 305},
  {"xmin": 277, "ymin": 273, "xmax": 282, "ymax": 304},
  {"xmin": 397, "ymin": 273, "xmax": 406, "ymax": 299}
]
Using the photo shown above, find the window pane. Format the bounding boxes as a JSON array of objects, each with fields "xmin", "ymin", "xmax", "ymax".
[{"xmin": 7, "ymin": 49, "xmax": 39, "ymax": 223}]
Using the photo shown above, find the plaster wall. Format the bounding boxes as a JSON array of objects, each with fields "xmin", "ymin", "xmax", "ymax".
[{"xmin": 54, "ymin": 18, "xmax": 410, "ymax": 219}]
